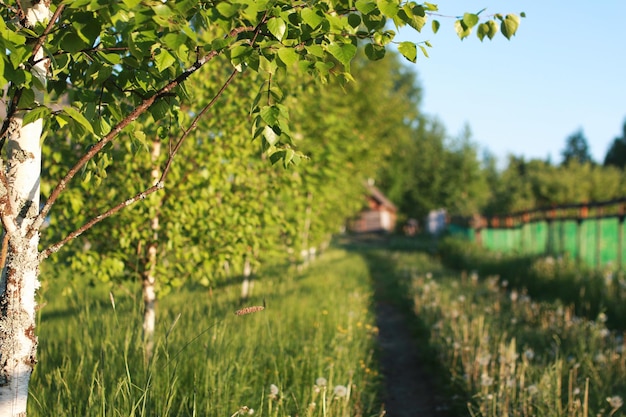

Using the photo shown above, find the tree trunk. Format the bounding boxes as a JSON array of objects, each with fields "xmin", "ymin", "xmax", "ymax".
[
  {"xmin": 142, "ymin": 140, "xmax": 161, "ymax": 361},
  {"xmin": 298, "ymin": 192, "xmax": 313, "ymax": 271},
  {"xmin": 240, "ymin": 257, "xmax": 253, "ymax": 302},
  {"xmin": 0, "ymin": 3, "xmax": 49, "ymax": 415}
]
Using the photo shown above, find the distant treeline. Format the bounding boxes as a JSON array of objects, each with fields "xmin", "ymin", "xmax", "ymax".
[{"xmin": 377, "ymin": 118, "xmax": 626, "ymax": 223}]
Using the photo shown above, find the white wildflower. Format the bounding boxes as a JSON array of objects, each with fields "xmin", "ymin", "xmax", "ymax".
[
  {"xmin": 607, "ymin": 395, "xmax": 623, "ymax": 409},
  {"xmin": 524, "ymin": 348, "xmax": 535, "ymax": 361},
  {"xmin": 269, "ymin": 384, "xmax": 280, "ymax": 400},
  {"xmin": 333, "ymin": 385, "xmax": 348, "ymax": 398},
  {"xmin": 315, "ymin": 377, "xmax": 327, "ymax": 387},
  {"xmin": 481, "ymin": 373, "xmax": 494, "ymax": 387}
]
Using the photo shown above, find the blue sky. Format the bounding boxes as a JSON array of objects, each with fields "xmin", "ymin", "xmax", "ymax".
[{"xmin": 395, "ymin": 1, "xmax": 626, "ymax": 166}]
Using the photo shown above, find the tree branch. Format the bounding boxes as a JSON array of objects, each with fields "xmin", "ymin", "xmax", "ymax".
[
  {"xmin": 0, "ymin": 4, "xmax": 64, "ymax": 149},
  {"xmin": 38, "ymin": 16, "xmax": 268, "ymax": 254},
  {"xmin": 40, "ymin": 69, "xmax": 241, "ymax": 259}
]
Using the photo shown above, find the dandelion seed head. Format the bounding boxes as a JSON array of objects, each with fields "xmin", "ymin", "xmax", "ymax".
[
  {"xmin": 477, "ymin": 353, "xmax": 491, "ymax": 366},
  {"xmin": 607, "ymin": 395, "xmax": 623, "ymax": 409},
  {"xmin": 527, "ymin": 385, "xmax": 539, "ymax": 395},
  {"xmin": 481, "ymin": 373, "xmax": 494, "ymax": 387},
  {"xmin": 333, "ymin": 385, "xmax": 348, "ymax": 397},
  {"xmin": 316, "ymin": 377, "xmax": 327, "ymax": 387},
  {"xmin": 524, "ymin": 348, "xmax": 535, "ymax": 361},
  {"xmin": 268, "ymin": 384, "xmax": 279, "ymax": 399}
]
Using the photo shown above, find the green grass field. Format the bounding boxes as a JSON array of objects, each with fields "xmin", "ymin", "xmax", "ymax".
[
  {"xmin": 28, "ymin": 238, "xmax": 626, "ymax": 416},
  {"xmin": 31, "ymin": 249, "xmax": 383, "ymax": 417}
]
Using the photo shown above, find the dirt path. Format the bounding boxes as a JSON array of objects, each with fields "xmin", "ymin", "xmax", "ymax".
[{"xmin": 375, "ymin": 301, "xmax": 447, "ymax": 417}]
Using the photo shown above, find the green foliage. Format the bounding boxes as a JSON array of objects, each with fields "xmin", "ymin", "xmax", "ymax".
[
  {"xmin": 561, "ymin": 129, "xmax": 594, "ymax": 166},
  {"xmin": 452, "ymin": 10, "xmax": 523, "ymax": 41},
  {"xmin": 483, "ymin": 157, "xmax": 626, "ymax": 215},
  {"xmin": 603, "ymin": 119, "xmax": 626, "ymax": 169},
  {"xmin": 378, "ymin": 120, "xmax": 490, "ymax": 220}
]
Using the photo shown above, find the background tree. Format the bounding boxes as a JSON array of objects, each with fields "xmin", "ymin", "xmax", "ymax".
[
  {"xmin": 561, "ymin": 129, "xmax": 593, "ymax": 165},
  {"xmin": 604, "ymin": 119, "xmax": 626, "ymax": 169}
]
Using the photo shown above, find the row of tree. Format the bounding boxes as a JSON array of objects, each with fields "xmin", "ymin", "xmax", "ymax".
[
  {"xmin": 0, "ymin": 1, "xmax": 524, "ymax": 413},
  {"xmin": 377, "ymin": 117, "xmax": 626, "ymax": 223}
]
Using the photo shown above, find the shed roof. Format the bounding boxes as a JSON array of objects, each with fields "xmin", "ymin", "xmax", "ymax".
[{"xmin": 366, "ymin": 183, "xmax": 397, "ymax": 212}]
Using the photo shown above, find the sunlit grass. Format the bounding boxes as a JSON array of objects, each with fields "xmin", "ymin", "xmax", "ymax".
[{"xmin": 30, "ymin": 249, "xmax": 383, "ymax": 416}]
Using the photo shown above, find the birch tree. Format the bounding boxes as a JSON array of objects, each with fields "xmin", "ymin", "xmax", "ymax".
[{"xmin": 0, "ymin": 1, "xmax": 521, "ymax": 414}]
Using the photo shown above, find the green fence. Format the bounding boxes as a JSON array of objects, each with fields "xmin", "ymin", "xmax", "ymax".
[{"xmin": 449, "ymin": 199, "xmax": 626, "ymax": 270}]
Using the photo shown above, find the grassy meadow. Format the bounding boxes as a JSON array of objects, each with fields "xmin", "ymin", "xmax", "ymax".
[
  {"xmin": 30, "ymin": 249, "xmax": 383, "ymax": 416},
  {"xmin": 28, "ymin": 237, "xmax": 626, "ymax": 416}
]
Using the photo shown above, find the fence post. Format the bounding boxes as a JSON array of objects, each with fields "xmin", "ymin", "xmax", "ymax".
[
  {"xmin": 619, "ymin": 204, "xmax": 625, "ymax": 270},
  {"xmin": 596, "ymin": 207, "xmax": 603, "ymax": 269},
  {"xmin": 577, "ymin": 205, "xmax": 588, "ymax": 264}
]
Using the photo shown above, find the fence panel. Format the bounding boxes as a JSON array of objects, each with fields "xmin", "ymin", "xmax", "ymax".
[{"xmin": 449, "ymin": 199, "xmax": 626, "ymax": 270}]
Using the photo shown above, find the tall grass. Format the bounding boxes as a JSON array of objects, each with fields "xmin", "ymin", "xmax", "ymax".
[
  {"xmin": 386, "ymin": 248, "xmax": 626, "ymax": 417},
  {"xmin": 438, "ymin": 236, "xmax": 626, "ymax": 329},
  {"xmin": 30, "ymin": 249, "xmax": 383, "ymax": 416}
]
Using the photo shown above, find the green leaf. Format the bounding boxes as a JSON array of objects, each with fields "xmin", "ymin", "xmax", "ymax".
[
  {"xmin": 301, "ymin": 8, "xmax": 324, "ymax": 28},
  {"xmin": 60, "ymin": 32, "xmax": 89, "ymax": 53},
  {"xmin": 0, "ymin": 57, "xmax": 5, "ymax": 86},
  {"xmin": 97, "ymin": 51, "xmax": 122, "ymax": 65},
  {"xmin": 260, "ymin": 106, "xmax": 280, "ymax": 125},
  {"xmin": 419, "ymin": 44, "xmax": 429, "ymax": 58},
  {"xmin": 478, "ymin": 20, "xmax": 498, "ymax": 41},
  {"xmin": 432, "ymin": 20, "xmax": 440, "ymax": 34},
  {"xmin": 462, "ymin": 13, "xmax": 479, "ymax": 29},
  {"xmin": 17, "ymin": 89, "xmax": 35, "ymax": 108},
  {"xmin": 355, "ymin": 0, "xmax": 377, "ymax": 15},
  {"xmin": 230, "ymin": 44, "xmax": 252, "ymax": 66},
  {"xmin": 64, "ymin": 106, "xmax": 95, "ymax": 135},
  {"xmin": 477, "ymin": 23, "xmax": 486, "ymax": 41},
  {"xmin": 398, "ymin": 41, "xmax": 417, "ymax": 63},
  {"xmin": 347, "ymin": 14, "xmax": 361, "ymax": 28},
  {"xmin": 327, "ymin": 43, "xmax": 357, "ymax": 67},
  {"xmin": 263, "ymin": 125, "xmax": 279, "ymax": 146},
  {"xmin": 364, "ymin": 43, "xmax": 386, "ymax": 61},
  {"xmin": 23, "ymin": 106, "xmax": 51, "ymax": 127},
  {"xmin": 501, "ymin": 14, "xmax": 520, "ymax": 40},
  {"xmin": 154, "ymin": 48, "xmax": 176, "ymax": 72},
  {"xmin": 398, "ymin": 5, "xmax": 426, "ymax": 32},
  {"xmin": 454, "ymin": 19, "xmax": 471, "ymax": 40},
  {"xmin": 267, "ymin": 17, "xmax": 287, "ymax": 41},
  {"xmin": 377, "ymin": 0, "xmax": 399, "ymax": 18},
  {"xmin": 373, "ymin": 30, "xmax": 395, "ymax": 46},
  {"xmin": 216, "ymin": 2, "xmax": 239, "ymax": 18},
  {"xmin": 277, "ymin": 47, "xmax": 299, "ymax": 67}
]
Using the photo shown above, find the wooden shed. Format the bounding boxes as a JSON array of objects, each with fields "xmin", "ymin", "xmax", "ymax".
[{"xmin": 350, "ymin": 182, "xmax": 397, "ymax": 233}]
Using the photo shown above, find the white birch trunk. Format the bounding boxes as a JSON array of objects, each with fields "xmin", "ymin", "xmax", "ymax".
[
  {"xmin": 142, "ymin": 140, "xmax": 161, "ymax": 360},
  {"xmin": 0, "ymin": 3, "xmax": 50, "ymax": 415},
  {"xmin": 240, "ymin": 257, "xmax": 253, "ymax": 302}
]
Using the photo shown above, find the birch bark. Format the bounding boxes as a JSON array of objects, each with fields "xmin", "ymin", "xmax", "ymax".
[
  {"xmin": 142, "ymin": 140, "xmax": 161, "ymax": 360},
  {"xmin": 0, "ymin": 2, "xmax": 50, "ymax": 415}
]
